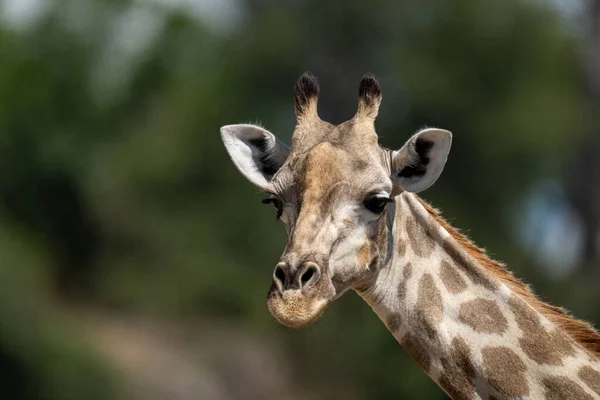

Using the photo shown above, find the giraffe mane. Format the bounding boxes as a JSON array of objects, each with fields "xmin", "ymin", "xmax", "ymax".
[{"xmin": 417, "ymin": 196, "xmax": 600, "ymax": 358}]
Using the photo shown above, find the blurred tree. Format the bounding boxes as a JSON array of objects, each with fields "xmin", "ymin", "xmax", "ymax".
[{"xmin": 565, "ymin": 0, "xmax": 600, "ymax": 273}]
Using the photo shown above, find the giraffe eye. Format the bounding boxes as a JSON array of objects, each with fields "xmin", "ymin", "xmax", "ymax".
[
  {"xmin": 364, "ymin": 195, "xmax": 393, "ymax": 214},
  {"xmin": 261, "ymin": 196, "xmax": 283, "ymax": 220}
]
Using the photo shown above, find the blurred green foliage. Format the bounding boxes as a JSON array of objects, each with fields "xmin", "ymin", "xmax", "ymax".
[{"xmin": 0, "ymin": 0, "xmax": 597, "ymax": 398}]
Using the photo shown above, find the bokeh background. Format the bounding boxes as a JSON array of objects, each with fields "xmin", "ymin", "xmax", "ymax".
[{"xmin": 0, "ymin": 0, "xmax": 599, "ymax": 399}]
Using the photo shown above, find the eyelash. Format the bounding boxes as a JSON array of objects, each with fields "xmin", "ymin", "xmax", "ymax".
[
  {"xmin": 261, "ymin": 196, "xmax": 283, "ymax": 220},
  {"xmin": 363, "ymin": 195, "xmax": 393, "ymax": 214}
]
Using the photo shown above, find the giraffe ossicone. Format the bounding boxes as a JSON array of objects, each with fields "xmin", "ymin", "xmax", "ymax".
[{"xmin": 220, "ymin": 72, "xmax": 600, "ymax": 399}]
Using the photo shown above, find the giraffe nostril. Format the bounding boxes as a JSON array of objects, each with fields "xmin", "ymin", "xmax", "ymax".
[
  {"xmin": 274, "ymin": 265, "xmax": 286, "ymax": 286},
  {"xmin": 301, "ymin": 268, "xmax": 314, "ymax": 284},
  {"xmin": 300, "ymin": 263, "xmax": 319, "ymax": 288}
]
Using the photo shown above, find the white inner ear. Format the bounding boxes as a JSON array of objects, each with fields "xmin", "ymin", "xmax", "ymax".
[
  {"xmin": 220, "ymin": 124, "xmax": 290, "ymax": 190},
  {"xmin": 393, "ymin": 128, "xmax": 452, "ymax": 193}
]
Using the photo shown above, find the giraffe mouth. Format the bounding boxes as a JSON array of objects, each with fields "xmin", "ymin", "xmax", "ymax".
[{"xmin": 267, "ymin": 290, "xmax": 328, "ymax": 329}]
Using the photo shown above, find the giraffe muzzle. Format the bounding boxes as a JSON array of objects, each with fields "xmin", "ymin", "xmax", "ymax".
[{"xmin": 267, "ymin": 261, "xmax": 331, "ymax": 328}]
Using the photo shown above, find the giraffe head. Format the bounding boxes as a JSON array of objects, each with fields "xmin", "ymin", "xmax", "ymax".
[{"xmin": 221, "ymin": 72, "xmax": 452, "ymax": 328}]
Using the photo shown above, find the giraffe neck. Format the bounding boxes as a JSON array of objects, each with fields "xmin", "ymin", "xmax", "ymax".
[{"xmin": 357, "ymin": 192, "xmax": 600, "ymax": 400}]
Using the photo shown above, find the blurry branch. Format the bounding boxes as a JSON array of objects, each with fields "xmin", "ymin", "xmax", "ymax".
[{"xmin": 566, "ymin": 0, "xmax": 600, "ymax": 271}]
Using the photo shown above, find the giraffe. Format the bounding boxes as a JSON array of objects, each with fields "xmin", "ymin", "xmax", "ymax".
[{"xmin": 220, "ymin": 72, "xmax": 600, "ymax": 399}]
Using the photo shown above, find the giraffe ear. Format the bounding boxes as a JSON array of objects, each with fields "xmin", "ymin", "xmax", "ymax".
[
  {"xmin": 220, "ymin": 124, "xmax": 290, "ymax": 191},
  {"xmin": 390, "ymin": 128, "xmax": 452, "ymax": 193}
]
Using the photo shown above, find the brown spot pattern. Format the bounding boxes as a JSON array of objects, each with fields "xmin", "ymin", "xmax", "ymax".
[
  {"xmin": 397, "ymin": 238, "xmax": 407, "ymax": 257},
  {"xmin": 402, "ymin": 334, "xmax": 431, "ymax": 372},
  {"xmin": 452, "ymin": 336, "xmax": 477, "ymax": 381},
  {"xmin": 439, "ymin": 360, "xmax": 475, "ymax": 400},
  {"xmin": 439, "ymin": 336, "xmax": 478, "ymax": 399},
  {"xmin": 442, "ymin": 240, "xmax": 497, "ymax": 291},
  {"xmin": 406, "ymin": 217, "xmax": 436, "ymax": 257},
  {"xmin": 481, "ymin": 346, "xmax": 529, "ymax": 397},
  {"xmin": 397, "ymin": 263, "xmax": 412, "ymax": 302},
  {"xmin": 579, "ymin": 366, "xmax": 600, "ymax": 396},
  {"xmin": 418, "ymin": 197, "xmax": 600, "ymax": 358},
  {"xmin": 459, "ymin": 298, "xmax": 508, "ymax": 334},
  {"xmin": 386, "ymin": 315, "xmax": 401, "ymax": 334},
  {"xmin": 444, "ymin": 241, "xmax": 497, "ymax": 290},
  {"xmin": 415, "ymin": 273, "xmax": 444, "ymax": 339},
  {"xmin": 509, "ymin": 296, "xmax": 575, "ymax": 365},
  {"xmin": 403, "ymin": 262, "xmax": 412, "ymax": 279},
  {"xmin": 542, "ymin": 376, "xmax": 594, "ymax": 400},
  {"xmin": 509, "ymin": 295, "xmax": 540, "ymax": 328},
  {"xmin": 439, "ymin": 260, "xmax": 467, "ymax": 294}
]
